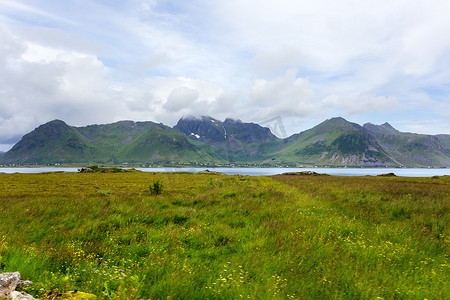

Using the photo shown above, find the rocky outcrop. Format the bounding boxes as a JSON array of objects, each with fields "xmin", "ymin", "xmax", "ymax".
[
  {"xmin": 281, "ymin": 171, "xmax": 328, "ymax": 176},
  {"xmin": 79, "ymin": 167, "xmax": 94, "ymax": 173},
  {"xmin": 0, "ymin": 272, "xmax": 98, "ymax": 300},
  {"xmin": 10, "ymin": 291, "xmax": 34, "ymax": 300},
  {"xmin": 0, "ymin": 272, "xmax": 34, "ymax": 299},
  {"xmin": 377, "ymin": 172, "xmax": 397, "ymax": 177}
]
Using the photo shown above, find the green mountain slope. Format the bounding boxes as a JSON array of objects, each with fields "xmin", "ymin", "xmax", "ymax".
[
  {"xmin": 271, "ymin": 117, "xmax": 396, "ymax": 167},
  {"xmin": 363, "ymin": 123, "xmax": 450, "ymax": 167},
  {"xmin": 76, "ymin": 121, "xmax": 159, "ymax": 156},
  {"xmin": 1, "ymin": 120, "xmax": 105, "ymax": 164},
  {"xmin": 0, "ymin": 120, "xmax": 223, "ymax": 165},
  {"xmin": 115, "ymin": 124, "xmax": 224, "ymax": 164},
  {"xmin": 436, "ymin": 134, "xmax": 450, "ymax": 149}
]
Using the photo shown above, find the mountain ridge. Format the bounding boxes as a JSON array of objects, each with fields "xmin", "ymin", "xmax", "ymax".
[
  {"xmin": 1, "ymin": 117, "xmax": 449, "ymax": 167},
  {"xmin": 174, "ymin": 116, "xmax": 281, "ymax": 162},
  {"xmin": 272, "ymin": 117, "xmax": 397, "ymax": 167},
  {"xmin": 0, "ymin": 119, "xmax": 224, "ymax": 165}
]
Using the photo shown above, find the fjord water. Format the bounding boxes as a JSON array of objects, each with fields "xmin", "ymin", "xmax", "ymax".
[
  {"xmin": 141, "ymin": 167, "xmax": 449, "ymax": 176},
  {"xmin": 1, "ymin": 167, "xmax": 449, "ymax": 176}
]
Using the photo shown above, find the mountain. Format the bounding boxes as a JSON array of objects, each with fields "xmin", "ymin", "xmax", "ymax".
[
  {"xmin": 174, "ymin": 116, "xmax": 281, "ymax": 161},
  {"xmin": 362, "ymin": 122, "xmax": 399, "ymax": 135},
  {"xmin": 75, "ymin": 120, "xmax": 159, "ymax": 157},
  {"xmin": 268, "ymin": 118, "xmax": 449, "ymax": 167},
  {"xmin": 0, "ymin": 120, "xmax": 103, "ymax": 164},
  {"xmin": 363, "ymin": 123, "xmax": 450, "ymax": 167},
  {"xmin": 114, "ymin": 123, "xmax": 223, "ymax": 164},
  {"xmin": 436, "ymin": 134, "xmax": 450, "ymax": 149},
  {"xmin": 271, "ymin": 117, "xmax": 396, "ymax": 167},
  {"xmin": 0, "ymin": 120, "xmax": 223, "ymax": 165},
  {"xmin": 1, "ymin": 116, "xmax": 449, "ymax": 167}
]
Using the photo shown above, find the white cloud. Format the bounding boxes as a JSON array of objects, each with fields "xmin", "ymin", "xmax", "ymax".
[
  {"xmin": 0, "ymin": 0, "xmax": 71, "ymax": 24},
  {"xmin": 396, "ymin": 119, "xmax": 450, "ymax": 135},
  {"xmin": 120, "ymin": 76, "xmax": 227, "ymax": 124},
  {"xmin": 323, "ymin": 94, "xmax": 400, "ymax": 115},
  {"xmin": 0, "ymin": 29, "xmax": 123, "ymax": 142},
  {"xmin": 0, "ymin": 0, "xmax": 449, "ymax": 151},
  {"xmin": 0, "ymin": 144, "xmax": 12, "ymax": 152},
  {"xmin": 251, "ymin": 47, "xmax": 304, "ymax": 78},
  {"xmin": 22, "ymin": 42, "xmax": 65, "ymax": 62},
  {"xmin": 164, "ymin": 87, "xmax": 199, "ymax": 112},
  {"xmin": 247, "ymin": 70, "xmax": 318, "ymax": 119},
  {"xmin": 212, "ymin": 0, "xmax": 450, "ymax": 96}
]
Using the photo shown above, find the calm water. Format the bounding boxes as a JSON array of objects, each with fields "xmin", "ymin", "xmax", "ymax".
[{"xmin": 1, "ymin": 167, "xmax": 449, "ymax": 177}]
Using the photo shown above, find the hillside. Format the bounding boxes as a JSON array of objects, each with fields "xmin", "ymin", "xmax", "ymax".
[
  {"xmin": 114, "ymin": 124, "xmax": 223, "ymax": 164},
  {"xmin": 436, "ymin": 134, "xmax": 450, "ymax": 149},
  {"xmin": 363, "ymin": 123, "xmax": 450, "ymax": 167},
  {"xmin": 0, "ymin": 120, "xmax": 105, "ymax": 164},
  {"xmin": 271, "ymin": 117, "xmax": 396, "ymax": 167},
  {"xmin": 267, "ymin": 117, "xmax": 449, "ymax": 167},
  {"xmin": 75, "ymin": 120, "xmax": 159, "ymax": 157}
]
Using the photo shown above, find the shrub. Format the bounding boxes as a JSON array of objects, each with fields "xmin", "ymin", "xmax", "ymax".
[
  {"xmin": 97, "ymin": 189, "xmax": 113, "ymax": 196},
  {"xmin": 149, "ymin": 180, "xmax": 163, "ymax": 195}
]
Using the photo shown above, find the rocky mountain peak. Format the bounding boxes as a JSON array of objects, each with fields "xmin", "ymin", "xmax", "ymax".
[
  {"xmin": 223, "ymin": 118, "xmax": 242, "ymax": 124},
  {"xmin": 363, "ymin": 122, "xmax": 399, "ymax": 135},
  {"xmin": 174, "ymin": 116, "xmax": 225, "ymax": 142}
]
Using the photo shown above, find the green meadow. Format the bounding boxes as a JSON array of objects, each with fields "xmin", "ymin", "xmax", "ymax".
[{"xmin": 0, "ymin": 171, "xmax": 448, "ymax": 299}]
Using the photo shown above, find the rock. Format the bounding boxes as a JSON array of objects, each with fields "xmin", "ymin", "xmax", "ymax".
[
  {"xmin": 298, "ymin": 171, "xmax": 321, "ymax": 176},
  {"xmin": 10, "ymin": 291, "xmax": 34, "ymax": 300},
  {"xmin": 281, "ymin": 172, "xmax": 300, "ymax": 175},
  {"xmin": 16, "ymin": 282, "xmax": 32, "ymax": 289},
  {"xmin": 197, "ymin": 170, "xmax": 223, "ymax": 175},
  {"xmin": 79, "ymin": 167, "xmax": 94, "ymax": 173},
  {"xmin": 0, "ymin": 272, "xmax": 20, "ymax": 298},
  {"xmin": 0, "ymin": 272, "xmax": 35, "ymax": 300},
  {"xmin": 377, "ymin": 172, "xmax": 396, "ymax": 177},
  {"xmin": 281, "ymin": 171, "xmax": 327, "ymax": 176}
]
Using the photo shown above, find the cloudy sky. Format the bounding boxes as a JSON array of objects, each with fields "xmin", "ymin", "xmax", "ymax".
[{"xmin": 1, "ymin": 0, "xmax": 449, "ymax": 151}]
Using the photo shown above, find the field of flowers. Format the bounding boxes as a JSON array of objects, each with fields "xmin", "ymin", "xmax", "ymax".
[{"xmin": 0, "ymin": 171, "xmax": 448, "ymax": 299}]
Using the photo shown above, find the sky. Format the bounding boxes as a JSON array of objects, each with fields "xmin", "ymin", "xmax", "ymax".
[{"xmin": 1, "ymin": 0, "xmax": 449, "ymax": 151}]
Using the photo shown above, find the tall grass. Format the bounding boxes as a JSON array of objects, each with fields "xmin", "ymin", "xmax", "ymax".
[{"xmin": 0, "ymin": 172, "xmax": 448, "ymax": 299}]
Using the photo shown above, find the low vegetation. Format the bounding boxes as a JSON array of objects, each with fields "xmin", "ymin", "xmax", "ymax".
[
  {"xmin": 149, "ymin": 180, "xmax": 163, "ymax": 195},
  {"xmin": 0, "ymin": 172, "xmax": 448, "ymax": 299},
  {"xmin": 78, "ymin": 165, "xmax": 132, "ymax": 173}
]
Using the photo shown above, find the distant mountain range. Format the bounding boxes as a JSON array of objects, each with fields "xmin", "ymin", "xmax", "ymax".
[{"xmin": 1, "ymin": 116, "xmax": 449, "ymax": 167}]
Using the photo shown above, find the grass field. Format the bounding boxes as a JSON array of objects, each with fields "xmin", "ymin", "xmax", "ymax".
[{"xmin": 0, "ymin": 171, "xmax": 448, "ymax": 299}]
